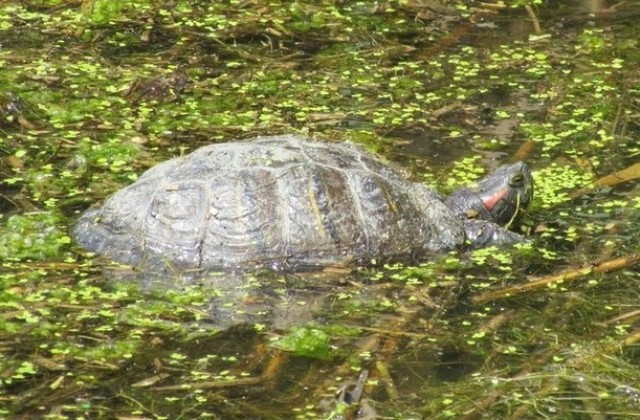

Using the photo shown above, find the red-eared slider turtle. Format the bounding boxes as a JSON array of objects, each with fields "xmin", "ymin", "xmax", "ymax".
[{"xmin": 73, "ymin": 135, "xmax": 533, "ymax": 271}]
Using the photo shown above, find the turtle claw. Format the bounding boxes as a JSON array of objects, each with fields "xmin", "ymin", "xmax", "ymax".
[{"xmin": 464, "ymin": 219, "xmax": 527, "ymax": 248}]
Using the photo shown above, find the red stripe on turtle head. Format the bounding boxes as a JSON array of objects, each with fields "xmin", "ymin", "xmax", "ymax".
[{"xmin": 481, "ymin": 187, "xmax": 508, "ymax": 211}]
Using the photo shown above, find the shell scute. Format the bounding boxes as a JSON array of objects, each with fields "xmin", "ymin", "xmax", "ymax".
[{"xmin": 73, "ymin": 135, "xmax": 466, "ymax": 270}]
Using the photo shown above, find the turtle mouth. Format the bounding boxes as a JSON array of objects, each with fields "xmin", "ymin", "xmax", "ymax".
[
  {"xmin": 481, "ymin": 184, "xmax": 532, "ymax": 228},
  {"xmin": 477, "ymin": 164, "xmax": 534, "ymax": 228},
  {"xmin": 501, "ymin": 190, "xmax": 526, "ymax": 229},
  {"xmin": 481, "ymin": 186, "xmax": 509, "ymax": 213}
]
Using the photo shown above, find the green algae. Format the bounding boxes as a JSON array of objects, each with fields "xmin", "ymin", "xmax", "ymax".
[
  {"xmin": 271, "ymin": 326, "xmax": 333, "ymax": 360},
  {"xmin": 0, "ymin": 212, "xmax": 70, "ymax": 261}
]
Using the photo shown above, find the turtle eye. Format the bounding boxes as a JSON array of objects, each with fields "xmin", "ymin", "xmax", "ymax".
[{"xmin": 509, "ymin": 173, "xmax": 525, "ymax": 187}]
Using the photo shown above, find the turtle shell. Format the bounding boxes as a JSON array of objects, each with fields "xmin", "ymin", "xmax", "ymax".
[{"xmin": 73, "ymin": 135, "xmax": 465, "ymax": 270}]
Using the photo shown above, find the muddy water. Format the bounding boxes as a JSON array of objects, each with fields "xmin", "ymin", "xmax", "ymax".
[{"xmin": 1, "ymin": 0, "xmax": 640, "ymax": 418}]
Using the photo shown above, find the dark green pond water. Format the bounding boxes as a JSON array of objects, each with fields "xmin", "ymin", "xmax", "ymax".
[{"xmin": 1, "ymin": 0, "xmax": 640, "ymax": 418}]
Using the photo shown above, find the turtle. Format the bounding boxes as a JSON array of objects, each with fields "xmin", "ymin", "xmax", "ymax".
[{"xmin": 73, "ymin": 135, "xmax": 533, "ymax": 271}]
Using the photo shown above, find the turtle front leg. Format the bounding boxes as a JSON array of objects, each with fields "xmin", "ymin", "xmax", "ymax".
[{"xmin": 463, "ymin": 219, "xmax": 527, "ymax": 248}]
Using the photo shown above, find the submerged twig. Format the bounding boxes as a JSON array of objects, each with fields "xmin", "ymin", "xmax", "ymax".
[
  {"xmin": 510, "ymin": 140, "xmax": 536, "ymax": 163},
  {"xmin": 600, "ymin": 309, "xmax": 640, "ymax": 326},
  {"xmin": 524, "ymin": 4, "xmax": 542, "ymax": 34},
  {"xmin": 472, "ymin": 253, "xmax": 640, "ymax": 304},
  {"xmin": 152, "ymin": 376, "xmax": 262, "ymax": 392},
  {"xmin": 569, "ymin": 162, "xmax": 640, "ymax": 199},
  {"xmin": 460, "ymin": 323, "xmax": 640, "ymax": 419},
  {"xmin": 375, "ymin": 360, "xmax": 399, "ymax": 401}
]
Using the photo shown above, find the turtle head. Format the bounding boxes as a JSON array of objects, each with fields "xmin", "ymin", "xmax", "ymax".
[{"xmin": 445, "ymin": 161, "xmax": 534, "ymax": 229}]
